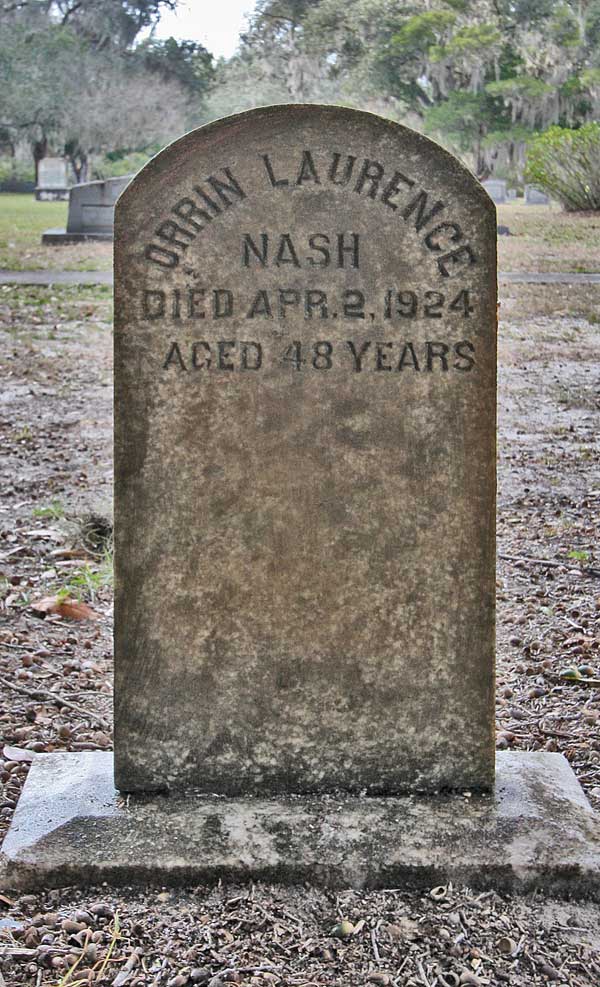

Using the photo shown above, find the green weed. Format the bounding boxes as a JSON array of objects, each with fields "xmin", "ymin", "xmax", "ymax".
[
  {"xmin": 55, "ymin": 551, "xmax": 113, "ymax": 603},
  {"xmin": 15, "ymin": 424, "xmax": 33, "ymax": 442},
  {"xmin": 568, "ymin": 549, "xmax": 590, "ymax": 562},
  {"xmin": 33, "ymin": 499, "xmax": 65, "ymax": 520}
]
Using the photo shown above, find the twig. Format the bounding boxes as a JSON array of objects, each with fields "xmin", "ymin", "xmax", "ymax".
[
  {"xmin": 0, "ymin": 947, "xmax": 37, "ymax": 957},
  {"xmin": 499, "ymin": 553, "xmax": 564, "ymax": 568},
  {"xmin": 0, "ymin": 674, "xmax": 105, "ymax": 724},
  {"xmin": 279, "ymin": 906, "xmax": 304, "ymax": 930},
  {"xmin": 95, "ymin": 912, "xmax": 121, "ymax": 983},
  {"xmin": 220, "ymin": 966, "xmax": 281, "ymax": 975},
  {"xmin": 552, "ymin": 924, "xmax": 592, "ymax": 932},
  {"xmin": 499, "ymin": 553, "xmax": 600, "ymax": 577},
  {"xmin": 56, "ymin": 929, "xmax": 91, "ymax": 986},
  {"xmin": 417, "ymin": 959, "xmax": 432, "ymax": 987},
  {"xmin": 370, "ymin": 927, "xmax": 381, "ymax": 964},
  {"xmin": 252, "ymin": 901, "xmax": 292, "ymax": 933},
  {"xmin": 537, "ymin": 727, "xmax": 573, "ymax": 739},
  {"xmin": 395, "ymin": 955, "xmax": 410, "ymax": 977},
  {"xmin": 564, "ymin": 617, "xmax": 584, "ymax": 631}
]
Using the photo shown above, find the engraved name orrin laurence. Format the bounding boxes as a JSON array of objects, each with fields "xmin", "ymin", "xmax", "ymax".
[{"xmin": 143, "ymin": 150, "xmax": 477, "ymax": 277}]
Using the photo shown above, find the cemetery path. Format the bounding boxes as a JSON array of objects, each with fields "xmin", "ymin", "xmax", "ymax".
[
  {"xmin": 0, "ymin": 269, "xmax": 113, "ymax": 286},
  {"xmin": 0, "ymin": 280, "xmax": 600, "ymax": 983},
  {"xmin": 2, "ymin": 269, "xmax": 600, "ymax": 286}
]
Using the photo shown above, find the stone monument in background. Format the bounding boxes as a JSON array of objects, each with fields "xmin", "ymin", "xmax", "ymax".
[
  {"xmin": 43, "ymin": 175, "xmax": 131, "ymax": 244},
  {"xmin": 482, "ymin": 179, "xmax": 507, "ymax": 204},
  {"xmin": 3, "ymin": 105, "xmax": 599, "ymax": 896},
  {"xmin": 525, "ymin": 184, "xmax": 550, "ymax": 205},
  {"xmin": 35, "ymin": 157, "xmax": 69, "ymax": 201}
]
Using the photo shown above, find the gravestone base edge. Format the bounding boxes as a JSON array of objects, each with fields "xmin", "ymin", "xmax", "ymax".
[
  {"xmin": 42, "ymin": 227, "xmax": 114, "ymax": 244},
  {"xmin": 1, "ymin": 751, "xmax": 599, "ymax": 898}
]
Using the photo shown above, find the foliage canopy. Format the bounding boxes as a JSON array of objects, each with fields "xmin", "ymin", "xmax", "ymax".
[
  {"xmin": 207, "ymin": 0, "xmax": 600, "ymax": 184},
  {"xmin": 525, "ymin": 123, "xmax": 600, "ymax": 211},
  {"xmin": 0, "ymin": 0, "xmax": 214, "ymax": 180}
]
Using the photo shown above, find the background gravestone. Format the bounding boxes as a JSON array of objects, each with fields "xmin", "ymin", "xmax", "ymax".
[
  {"xmin": 42, "ymin": 175, "xmax": 132, "ymax": 244},
  {"xmin": 482, "ymin": 179, "xmax": 507, "ymax": 204},
  {"xmin": 525, "ymin": 184, "xmax": 550, "ymax": 205},
  {"xmin": 35, "ymin": 157, "xmax": 69, "ymax": 201},
  {"xmin": 114, "ymin": 104, "xmax": 497, "ymax": 796}
]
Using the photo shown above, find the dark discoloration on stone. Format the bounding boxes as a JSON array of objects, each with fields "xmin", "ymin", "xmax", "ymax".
[
  {"xmin": 2, "ymin": 753, "xmax": 600, "ymax": 898},
  {"xmin": 114, "ymin": 104, "xmax": 497, "ymax": 795}
]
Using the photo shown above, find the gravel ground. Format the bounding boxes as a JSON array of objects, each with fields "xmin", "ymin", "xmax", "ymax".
[
  {"xmin": 0, "ymin": 280, "xmax": 599, "ymax": 984},
  {"xmin": 1, "ymin": 884, "xmax": 600, "ymax": 987}
]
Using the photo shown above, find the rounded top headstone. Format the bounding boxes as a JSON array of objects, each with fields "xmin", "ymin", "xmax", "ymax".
[{"xmin": 114, "ymin": 104, "xmax": 497, "ymax": 796}]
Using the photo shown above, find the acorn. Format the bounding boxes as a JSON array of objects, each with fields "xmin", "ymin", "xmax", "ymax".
[{"xmin": 578, "ymin": 665, "xmax": 595, "ymax": 677}]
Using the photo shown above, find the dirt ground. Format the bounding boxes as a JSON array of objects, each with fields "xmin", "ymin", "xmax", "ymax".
[
  {"xmin": 0, "ymin": 196, "xmax": 112, "ymax": 273},
  {"xmin": 0, "ymin": 274, "xmax": 599, "ymax": 983}
]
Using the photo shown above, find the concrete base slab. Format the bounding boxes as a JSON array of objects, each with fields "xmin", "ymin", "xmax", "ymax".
[
  {"xmin": 42, "ymin": 228, "xmax": 113, "ymax": 244},
  {"xmin": 35, "ymin": 188, "xmax": 69, "ymax": 202},
  {"xmin": 1, "ymin": 752, "xmax": 599, "ymax": 896}
]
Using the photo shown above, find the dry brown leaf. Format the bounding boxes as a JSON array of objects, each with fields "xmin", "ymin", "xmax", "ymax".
[
  {"xmin": 30, "ymin": 595, "xmax": 99, "ymax": 621},
  {"xmin": 2, "ymin": 744, "xmax": 34, "ymax": 762},
  {"xmin": 23, "ymin": 528, "xmax": 63, "ymax": 541},
  {"xmin": 49, "ymin": 548, "xmax": 88, "ymax": 560}
]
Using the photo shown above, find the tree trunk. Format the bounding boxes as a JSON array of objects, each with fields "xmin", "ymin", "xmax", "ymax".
[
  {"xmin": 69, "ymin": 150, "xmax": 88, "ymax": 184},
  {"xmin": 32, "ymin": 137, "xmax": 48, "ymax": 185}
]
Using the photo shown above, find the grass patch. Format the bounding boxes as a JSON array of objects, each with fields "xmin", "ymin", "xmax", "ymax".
[
  {"xmin": 553, "ymin": 382, "xmax": 600, "ymax": 411},
  {"xmin": 33, "ymin": 499, "xmax": 65, "ymax": 520},
  {"xmin": 14, "ymin": 424, "xmax": 33, "ymax": 442},
  {"xmin": 498, "ymin": 282, "xmax": 600, "ymax": 320},
  {"xmin": 567, "ymin": 549, "xmax": 590, "ymax": 562},
  {"xmin": 0, "ymin": 192, "xmax": 112, "ymax": 272},
  {"xmin": 55, "ymin": 552, "xmax": 113, "ymax": 604},
  {"xmin": 497, "ymin": 203, "xmax": 600, "ymax": 273},
  {"xmin": 0, "ymin": 283, "xmax": 113, "ymax": 332},
  {"xmin": 0, "ymin": 193, "xmax": 67, "ymax": 259}
]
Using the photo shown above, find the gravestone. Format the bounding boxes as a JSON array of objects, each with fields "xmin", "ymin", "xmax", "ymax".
[
  {"xmin": 482, "ymin": 179, "xmax": 507, "ymax": 204},
  {"xmin": 3, "ymin": 106, "xmax": 600, "ymax": 894},
  {"xmin": 42, "ymin": 175, "xmax": 131, "ymax": 244},
  {"xmin": 525, "ymin": 184, "xmax": 550, "ymax": 205},
  {"xmin": 114, "ymin": 104, "xmax": 497, "ymax": 795},
  {"xmin": 35, "ymin": 157, "xmax": 69, "ymax": 201},
  {"xmin": 507, "ymin": 188, "xmax": 517, "ymax": 200}
]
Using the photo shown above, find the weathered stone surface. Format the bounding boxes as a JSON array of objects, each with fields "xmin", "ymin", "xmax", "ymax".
[
  {"xmin": 114, "ymin": 104, "xmax": 497, "ymax": 795},
  {"xmin": 2, "ymin": 752, "xmax": 599, "ymax": 897}
]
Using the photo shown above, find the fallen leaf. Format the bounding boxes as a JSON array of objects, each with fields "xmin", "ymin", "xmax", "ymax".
[
  {"xmin": 2, "ymin": 744, "xmax": 34, "ymax": 762},
  {"xmin": 30, "ymin": 595, "xmax": 99, "ymax": 621},
  {"xmin": 23, "ymin": 528, "xmax": 63, "ymax": 541},
  {"xmin": 49, "ymin": 549, "xmax": 87, "ymax": 560},
  {"xmin": 386, "ymin": 918, "xmax": 420, "ymax": 941}
]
